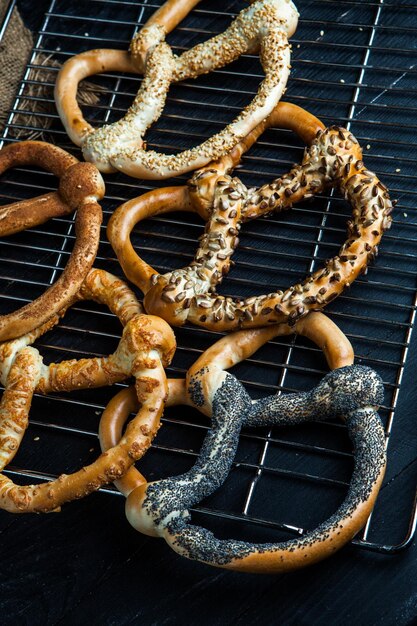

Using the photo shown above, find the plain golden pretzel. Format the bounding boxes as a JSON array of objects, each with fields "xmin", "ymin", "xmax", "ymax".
[
  {"xmin": 0, "ymin": 141, "xmax": 104, "ymax": 341},
  {"xmin": 108, "ymin": 102, "xmax": 393, "ymax": 332},
  {"xmin": 55, "ymin": 0, "xmax": 298, "ymax": 178},
  {"xmin": 0, "ymin": 269, "xmax": 175, "ymax": 513}
]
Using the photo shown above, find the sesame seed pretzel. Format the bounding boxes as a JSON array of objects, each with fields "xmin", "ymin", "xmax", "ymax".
[
  {"xmin": 55, "ymin": 0, "xmax": 298, "ymax": 178},
  {"xmin": 0, "ymin": 268, "xmax": 175, "ymax": 513},
  {"xmin": 0, "ymin": 141, "xmax": 104, "ymax": 341},
  {"xmin": 99, "ymin": 312, "xmax": 386, "ymax": 573},
  {"xmin": 108, "ymin": 102, "xmax": 393, "ymax": 332}
]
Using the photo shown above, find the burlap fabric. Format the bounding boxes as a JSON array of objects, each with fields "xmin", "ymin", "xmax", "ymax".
[
  {"xmin": 0, "ymin": 0, "xmax": 33, "ymax": 133},
  {"xmin": 0, "ymin": 0, "xmax": 104, "ymax": 139}
]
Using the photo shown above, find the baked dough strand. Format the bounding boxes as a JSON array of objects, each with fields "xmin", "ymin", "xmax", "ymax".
[
  {"xmin": 55, "ymin": 0, "xmax": 299, "ymax": 178},
  {"xmin": 108, "ymin": 102, "xmax": 393, "ymax": 332},
  {"xmin": 0, "ymin": 269, "xmax": 176, "ymax": 513},
  {"xmin": 100, "ymin": 312, "xmax": 386, "ymax": 573},
  {"xmin": 0, "ymin": 141, "xmax": 105, "ymax": 341}
]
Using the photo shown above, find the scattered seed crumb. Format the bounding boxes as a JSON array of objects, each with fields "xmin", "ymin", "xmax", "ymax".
[
  {"xmin": 340, "ymin": 79, "xmax": 345, "ymax": 83},
  {"xmin": 296, "ymin": 44, "xmax": 300, "ymax": 48},
  {"xmin": 34, "ymin": 436, "xmax": 40, "ymax": 441},
  {"xmin": 359, "ymin": 27, "xmax": 363, "ymax": 31},
  {"xmin": 320, "ymin": 30, "xmax": 324, "ymax": 36},
  {"xmin": 84, "ymin": 32, "xmax": 89, "ymax": 37},
  {"xmin": 403, "ymin": 212, "xmax": 408, "ymax": 218},
  {"xmin": 56, "ymin": 46, "xmax": 61, "ymax": 51},
  {"xmin": 89, "ymin": 448, "xmax": 94, "ymax": 453},
  {"xmin": 95, "ymin": 410, "xmax": 101, "ymax": 415},
  {"xmin": 395, "ymin": 168, "xmax": 401, "ymax": 172},
  {"xmin": 366, "ymin": 144, "xmax": 371, "ymax": 150}
]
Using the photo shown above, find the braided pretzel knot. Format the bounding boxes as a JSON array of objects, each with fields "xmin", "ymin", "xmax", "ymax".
[
  {"xmin": 108, "ymin": 102, "xmax": 393, "ymax": 332},
  {"xmin": 0, "ymin": 141, "xmax": 104, "ymax": 341},
  {"xmin": 0, "ymin": 269, "xmax": 175, "ymax": 513},
  {"xmin": 100, "ymin": 313, "xmax": 386, "ymax": 573},
  {"xmin": 55, "ymin": 0, "xmax": 298, "ymax": 178}
]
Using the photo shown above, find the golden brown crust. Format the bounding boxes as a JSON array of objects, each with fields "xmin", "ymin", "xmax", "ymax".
[
  {"xmin": 54, "ymin": 49, "xmax": 137, "ymax": 146},
  {"xmin": 99, "ymin": 313, "xmax": 386, "ymax": 573},
  {"xmin": 108, "ymin": 102, "xmax": 392, "ymax": 332},
  {"xmin": 184, "ymin": 312, "xmax": 354, "ymax": 416},
  {"xmin": 109, "ymin": 186, "xmax": 193, "ymax": 293},
  {"xmin": 0, "ymin": 141, "xmax": 105, "ymax": 341},
  {"xmin": 0, "ymin": 193, "xmax": 74, "ymax": 237},
  {"xmin": 216, "ymin": 479, "xmax": 384, "ymax": 573},
  {"xmin": 129, "ymin": 0, "xmax": 203, "ymax": 70},
  {"xmin": 55, "ymin": 0, "xmax": 298, "ymax": 178},
  {"xmin": 0, "ymin": 140, "xmax": 78, "ymax": 176},
  {"xmin": 0, "ymin": 347, "xmax": 41, "ymax": 470},
  {"xmin": 99, "ymin": 310, "xmax": 353, "ymax": 486},
  {"xmin": 0, "ymin": 269, "xmax": 176, "ymax": 513},
  {"xmin": 54, "ymin": 0, "xmax": 203, "ymax": 148}
]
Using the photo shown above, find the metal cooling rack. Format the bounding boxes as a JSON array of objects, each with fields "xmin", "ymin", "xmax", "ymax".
[{"xmin": 0, "ymin": 0, "xmax": 417, "ymax": 554}]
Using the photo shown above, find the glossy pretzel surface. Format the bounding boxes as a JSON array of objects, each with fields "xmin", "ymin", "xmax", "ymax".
[
  {"xmin": 0, "ymin": 269, "xmax": 175, "ymax": 513},
  {"xmin": 0, "ymin": 141, "xmax": 104, "ymax": 341},
  {"xmin": 55, "ymin": 0, "xmax": 298, "ymax": 178},
  {"xmin": 108, "ymin": 103, "xmax": 393, "ymax": 332},
  {"xmin": 99, "ymin": 312, "xmax": 386, "ymax": 573}
]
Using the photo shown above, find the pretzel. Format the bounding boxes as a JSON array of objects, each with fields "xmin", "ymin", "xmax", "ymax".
[
  {"xmin": 0, "ymin": 269, "xmax": 176, "ymax": 513},
  {"xmin": 55, "ymin": 0, "xmax": 298, "ymax": 178},
  {"xmin": 100, "ymin": 312, "xmax": 386, "ymax": 573},
  {"xmin": 0, "ymin": 141, "xmax": 104, "ymax": 341},
  {"xmin": 108, "ymin": 102, "xmax": 393, "ymax": 331}
]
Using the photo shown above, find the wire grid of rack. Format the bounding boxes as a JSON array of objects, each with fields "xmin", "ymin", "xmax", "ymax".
[{"xmin": 0, "ymin": 0, "xmax": 416, "ymax": 554}]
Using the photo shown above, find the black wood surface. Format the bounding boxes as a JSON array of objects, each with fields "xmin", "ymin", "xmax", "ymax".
[{"xmin": 1, "ymin": 477, "xmax": 417, "ymax": 626}]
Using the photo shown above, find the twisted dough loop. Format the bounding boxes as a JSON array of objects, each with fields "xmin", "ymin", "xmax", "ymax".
[
  {"xmin": 99, "ymin": 312, "xmax": 386, "ymax": 572},
  {"xmin": 0, "ymin": 269, "xmax": 176, "ymax": 513},
  {"xmin": 108, "ymin": 102, "xmax": 393, "ymax": 332},
  {"xmin": 100, "ymin": 311, "xmax": 355, "ymax": 494},
  {"xmin": 0, "ymin": 141, "xmax": 105, "ymax": 341},
  {"xmin": 100, "ymin": 311, "xmax": 355, "ymax": 479},
  {"xmin": 54, "ymin": 0, "xmax": 202, "ymax": 146},
  {"xmin": 55, "ymin": 0, "xmax": 298, "ymax": 178}
]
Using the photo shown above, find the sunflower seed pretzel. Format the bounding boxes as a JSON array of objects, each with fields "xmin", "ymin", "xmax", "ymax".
[
  {"xmin": 99, "ymin": 312, "xmax": 386, "ymax": 573},
  {"xmin": 55, "ymin": 0, "xmax": 298, "ymax": 178},
  {"xmin": 108, "ymin": 102, "xmax": 393, "ymax": 332},
  {"xmin": 0, "ymin": 269, "xmax": 176, "ymax": 513}
]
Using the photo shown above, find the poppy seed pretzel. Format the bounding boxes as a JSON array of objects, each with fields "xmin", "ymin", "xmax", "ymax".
[
  {"xmin": 163, "ymin": 367, "xmax": 385, "ymax": 574},
  {"xmin": 0, "ymin": 141, "xmax": 104, "ymax": 341},
  {"xmin": 0, "ymin": 268, "xmax": 176, "ymax": 514},
  {"xmin": 55, "ymin": 0, "xmax": 298, "ymax": 178},
  {"xmin": 100, "ymin": 311, "xmax": 352, "ymax": 492},
  {"xmin": 107, "ymin": 102, "xmax": 393, "ymax": 332},
  {"xmin": 99, "ymin": 312, "xmax": 386, "ymax": 573}
]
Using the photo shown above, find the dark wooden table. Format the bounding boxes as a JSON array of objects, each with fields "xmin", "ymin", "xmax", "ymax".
[{"xmin": 1, "ymin": 467, "xmax": 417, "ymax": 625}]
